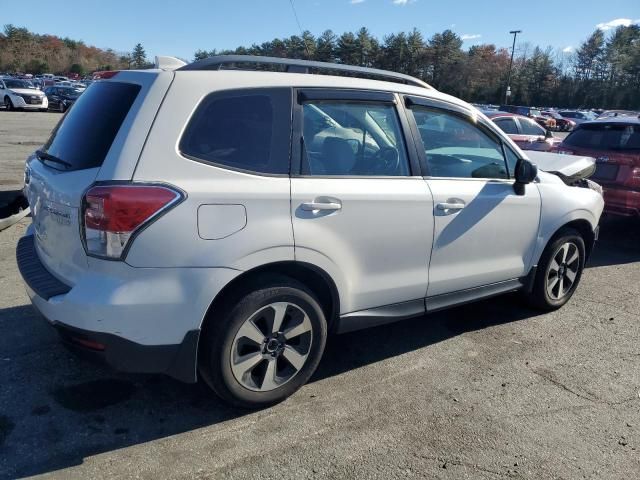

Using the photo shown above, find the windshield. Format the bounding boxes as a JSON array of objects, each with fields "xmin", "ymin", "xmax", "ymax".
[
  {"xmin": 4, "ymin": 79, "xmax": 31, "ymax": 89},
  {"xmin": 564, "ymin": 123, "xmax": 640, "ymax": 151}
]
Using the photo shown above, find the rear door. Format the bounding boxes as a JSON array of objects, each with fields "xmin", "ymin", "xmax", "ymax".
[
  {"xmin": 492, "ymin": 116, "xmax": 528, "ymax": 149},
  {"xmin": 405, "ymin": 96, "xmax": 540, "ymax": 298},
  {"xmin": 516, "ymin": 116, "xmax": 553, "ymax": 151},
  {"xmin": 25, "ymin": 73, "xmax": 170, "ymax": 284},
  {"xmin": 290, "ymin": 89, "xmax": 433, "ymax": 315}
]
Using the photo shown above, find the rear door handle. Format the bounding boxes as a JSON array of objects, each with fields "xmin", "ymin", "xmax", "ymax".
[
  {"xmin": 436, "ymin": 201, "xmax": 465, "ymax": 213},
  {"xmin": 301, "ymin": 201, "xmax": 342, "ymax": 212}
]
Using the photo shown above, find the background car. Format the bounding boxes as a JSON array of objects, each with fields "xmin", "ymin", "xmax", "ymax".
[
  {"xmin": 557, "ymin": 110, "xmax": 597, "ymax": 126},
  {"xmin": 542, "ymin": 110, "xmax": 575, "ymax": 131},
  {"xmin": 499, "ymin": 105, "xmax": 556, "ymax": 130},
  {"xmin": 43, "ymin": 85, "xmax": 82, "ymax": 112},
  {"xmin": 552, "ymin": 117, "xmax": 640, "ymax": 217},
  {"xmin": 484, "ymin": 111, "xmax": 562, "ymax": 151},
  {"xmin": 0, "ymin": 77, "xmax": 48, "ymax": 111}
]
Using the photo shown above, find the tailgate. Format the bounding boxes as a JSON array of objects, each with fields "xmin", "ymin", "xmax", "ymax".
[{"xmin": 24, "ymin": 71, "xmax": 173, "ymax": 286}]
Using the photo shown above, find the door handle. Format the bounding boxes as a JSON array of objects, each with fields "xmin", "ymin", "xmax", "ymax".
[
  {"xmin": 436, "ymin": 201, "xmax": 465, "ymax": 213},
  {"xmin": 301, "ymin": 201, "xmax": 342, "ymax": 212}
]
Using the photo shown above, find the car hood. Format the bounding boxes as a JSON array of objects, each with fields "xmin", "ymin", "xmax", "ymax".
[
  {"xmin": 525, "ymin": 151, "xmax": 596, "ymax": 181},
  {"xmin": 10, "ymin": 88, "xmax": 43, "ymax": 96}
]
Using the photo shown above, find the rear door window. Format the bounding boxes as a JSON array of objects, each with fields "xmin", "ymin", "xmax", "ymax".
[
  {"xmin": 564, "ymin": 123, "xmax": 640, "ymax": 151},
  {"xmin": 519, "ymin": 118, "xmax": 546, "ymax": 136},
  {"xmin": 41, "ymin": 81, "xmax": 141, "ymax": 171},
  {"xmin": 180, "ymin": 88, "xmax": 292, "ymax": 175},
  {"xmin": 493, "ymin": 117, "xmax": 518, "ymax": 135}
]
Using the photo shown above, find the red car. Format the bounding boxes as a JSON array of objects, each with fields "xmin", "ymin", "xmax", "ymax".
[
  {"xmin": 498, "ymin": 105, "xmax": 556, "ymax": 130},
  {"xmin": 552, "ymin": 117, "xmax": 640, "ymax": 217},
  {"xmin": 484, "ymin": 111, "xmax": 562, "ymax": 152}
]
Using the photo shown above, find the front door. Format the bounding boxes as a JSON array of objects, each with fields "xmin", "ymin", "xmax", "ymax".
[
  {"xmin": 290, "ymin": 90, "xmax": 434, "ymax": 315},
  {"xmin": 405, "ymin": 97, "xmax": 541, "ymax": 297}
]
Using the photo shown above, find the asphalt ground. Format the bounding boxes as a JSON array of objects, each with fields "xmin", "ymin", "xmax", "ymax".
[{"xmin": 0, "ymin": 111, "xmax": 638, "ymax": 479}]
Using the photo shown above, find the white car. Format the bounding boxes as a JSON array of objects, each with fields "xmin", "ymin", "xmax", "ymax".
[
  {"xmin": 1, "ymin": 77, "xmax": 48, "ymax": 111},
  {"xmin": 17, "ymin": 56, "xmax": 604, "ymax": 408}
]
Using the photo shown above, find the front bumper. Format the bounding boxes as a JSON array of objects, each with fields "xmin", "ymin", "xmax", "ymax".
[
  {"xmin": 16, "ymin": 234, "xmax": 239, "ymax": 382},
  {"xmin": 12, "ymin": 95, "xmax": 48, "ymax": 109},
  {"xmin": 602, "ymin": 186, "xmax": 640, "ymax": 217}
]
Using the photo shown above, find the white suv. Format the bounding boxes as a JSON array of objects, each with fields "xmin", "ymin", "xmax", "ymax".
[{"xmin": 17, "ymin": 56, "xmax": 603, "ymax": 407}]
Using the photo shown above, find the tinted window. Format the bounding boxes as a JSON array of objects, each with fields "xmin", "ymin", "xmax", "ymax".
[
  {"xmin": 493, "ymin": 117, "xmax": 518, "ymax": 134},
  {"xmin": 180, "ymin": 89, "xmax": 291, "ymax": 174},
  {"xmin": 41, "ymin": 81, "xmax": 140, "ymax": 171},
  {"xmin": 411, "ymin": 107, "xmax": 508, "ymax": 179},
  {"xmin": 520, "ymin": 118, "xmax": 545, "ymax": 136},
  {"xmin": 301, "ymin": 101, "xmax": 410, "ymax": 176},
  {"xmin": 564, "ymin": 123, "xmax": 640, "ymax": 151}
]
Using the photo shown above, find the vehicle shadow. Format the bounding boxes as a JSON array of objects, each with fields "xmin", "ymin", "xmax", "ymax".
[
  {"xmin": 0, "ymin": 293, "xmax": 538, "ymax": 479},
  {"xmin": 586, "ymin": 215, "xmax": 640, "ymax": 268}
]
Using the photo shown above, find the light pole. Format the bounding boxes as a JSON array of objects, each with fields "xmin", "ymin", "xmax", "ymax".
[{"xmin": 505, "ymin": 30, "xmax": 521, "ymax": 105}]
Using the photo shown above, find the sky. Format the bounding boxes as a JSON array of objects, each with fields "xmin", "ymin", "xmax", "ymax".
[{"xmin": 3, "ymin": 0, "xmax": 639, "ymax": 61}]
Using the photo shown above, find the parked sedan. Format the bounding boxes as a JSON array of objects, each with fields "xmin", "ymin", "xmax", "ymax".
[
  {"xmin": 499, "ymin": 105, "xmax": 556, "ymax": 130},
  {"xmin": 44, "ymin": 86, "xmax": 82, "ymax": 112},
  {"xmin": 542, "ymin": 111, "xmax": 575, "ymax": 132},
  {"xmin": 0, "ymin": 77, "xmax": 48, "ymax": 111},
  {"xmin": 552, "ymin": 117, "xmax": 640, "ymax": 217},
  {"xmin": 485, "ymin": 111, "xmax": 562, "ymax": 152}
]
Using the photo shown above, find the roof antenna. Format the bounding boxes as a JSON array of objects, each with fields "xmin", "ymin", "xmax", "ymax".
[{"xmin": 288, "ymin": 0, "xmax": 312, "ymax": 59}]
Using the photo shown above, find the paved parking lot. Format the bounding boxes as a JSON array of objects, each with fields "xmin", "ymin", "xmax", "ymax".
[{"xmin": 0, "ymin": 112, "xmax": 638, "ymax": 479}]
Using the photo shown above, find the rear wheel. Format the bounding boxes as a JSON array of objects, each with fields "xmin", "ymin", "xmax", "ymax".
[
  {"xmin": 4, "ymin": 96, "xmax": 13, "ymax": 111},
  {"xmin": 525, "ymin": 228, "xmax": 585, "ymax": 310},
  {"xmin": 199, "ymin": 276, "xmax": 327, "ymax": 408}
]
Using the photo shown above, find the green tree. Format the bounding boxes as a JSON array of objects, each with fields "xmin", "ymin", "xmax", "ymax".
[{"xmin": 131, "ymin": 43, "xmax": 147, "ymax": 68}]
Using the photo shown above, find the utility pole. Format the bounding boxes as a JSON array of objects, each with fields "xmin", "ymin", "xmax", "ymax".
[{"xmin": 505, "ymin": 30, "xmax": 521, "ymax": 105}]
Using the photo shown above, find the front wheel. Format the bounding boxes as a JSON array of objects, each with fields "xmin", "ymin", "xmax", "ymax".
[
  {"xmin": 525, "ymin": 228, "xmax": 585, "ymax": 310},
  {"xmin": 4, "ymin": 96, "xmax": 13, "ymax": 111},
  {"xmin": 199, "ymin": 276, "xmax": 327, "ymax": 408}
]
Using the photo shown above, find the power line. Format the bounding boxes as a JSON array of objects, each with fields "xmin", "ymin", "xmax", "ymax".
[{"xmin": 288, "ymin": 0, "xmax": 312, "ymax": 59}]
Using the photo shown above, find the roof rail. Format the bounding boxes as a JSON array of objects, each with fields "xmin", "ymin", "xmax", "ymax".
[{"xmin": 177, "ymin": 55, "xmax": 432, "ymax": 89}]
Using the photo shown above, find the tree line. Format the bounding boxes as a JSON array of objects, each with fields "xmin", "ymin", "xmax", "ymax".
[
  {"xmin": 2, "ymin": 23, "xmax": 638, "ymax": 109},
  {"xmin": 195, "ymin": 26, "xmax": 640, "ymax": 109},
  {"xmin": 0, "ymin": 25, "xmax": 151, "ymax": 76}
]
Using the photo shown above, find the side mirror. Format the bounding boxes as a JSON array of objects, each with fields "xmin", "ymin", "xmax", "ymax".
[{"xmin": 514, "ymin": 158, "xmax": 538, "ymax": 195}]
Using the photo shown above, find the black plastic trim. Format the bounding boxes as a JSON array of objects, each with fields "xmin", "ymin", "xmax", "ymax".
[
  {"xmin": 298, "ymin": 89, "xmax": 395, "ymax": 103},
  {"xmin": 16, "ymin": 235, "xmax": 71, "ymax": 300},
  {"xmin": 337, "ymin": 299, "xmax": 426, "ymax": 334},
  {"xmin": 53, "ymin": 321, "xmax": 200, "ymax": 383},
  {"xmin": 426, "ymin": 278, "xmax": 524, "ymax": 312}
]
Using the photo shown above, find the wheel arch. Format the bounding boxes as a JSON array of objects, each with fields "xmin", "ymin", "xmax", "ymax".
[
  {"xmin": 535, "ymin": 216, "xmax": 596, "ymax": 267},
  {"xmin": 198, "ymin": 261, "xmax": 341, "ymax": 350}
]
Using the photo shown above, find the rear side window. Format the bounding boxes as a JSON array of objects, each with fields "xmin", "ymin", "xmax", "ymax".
[
  {"xmin": 42, "ymin": 81, "xmax": 141, "ymax": 171},
  {"xmin": 180, "ymin": 88, "xmax": 292, "ymax": 175},
  {"xmin": 564, "ymin": 123, "xmax": 640, "ymax": 151},
  {"xmin": 520, "ymin": 118, "xmax": 545, "ymax": 136},
  {"xmin": 493, "ymin": 117, "xmax": 518, "ymax": 135}
]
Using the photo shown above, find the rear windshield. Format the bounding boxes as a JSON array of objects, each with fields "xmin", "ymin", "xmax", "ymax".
[
  {"xmin": 563, "ymin": 123, "xmax": 640, "ymax": 151},
  {"xmin": 41, "ymin": 81, "xmax": 141, "ymax": 171}
]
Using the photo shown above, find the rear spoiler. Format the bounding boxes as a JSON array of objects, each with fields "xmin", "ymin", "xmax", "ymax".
[{"xmin": 154, "ymin": 56, "xmax": 187, "ymax": 71}]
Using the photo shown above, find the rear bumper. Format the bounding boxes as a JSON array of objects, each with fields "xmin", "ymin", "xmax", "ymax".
[
  {"xmin": 602, "ymin": 186, "xmax": 640, "ymax": 217},
  {"xmin": 52, "ymin": 321, "xmax": 199, "ymax": 382},
  {"xmin": 16, "ymin": 234, "xmax": 240, "ymax": 382}
]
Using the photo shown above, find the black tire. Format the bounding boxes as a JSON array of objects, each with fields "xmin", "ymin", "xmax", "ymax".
[
  {"xmin": 199, "ymin": 274, "xmax": 327, "ymax": 408},
  {"xmin": 4, "ymin": 96, "xmax": 13, "ymax": 111},
  {"xmin": 525, "ymin": 228, "xmax": 585, "ymax": 310}
]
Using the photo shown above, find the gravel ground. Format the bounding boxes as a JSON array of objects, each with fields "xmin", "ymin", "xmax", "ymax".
[{"xmin": 0, "ymin": 113, "xmax": 638, "ymax": 480}]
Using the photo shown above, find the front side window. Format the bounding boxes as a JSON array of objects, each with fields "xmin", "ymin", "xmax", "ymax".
[
  {"xmin": 301, "ymin": 101, "xmax": 410, "ymax": 176},
  {"xmin": 411, "ymin": 106, "xmax": 508, "ymax": 179},
  {"xmin": 519, "ymin": 118, "xmax": 546, "ymax": 136},
  {"xmin": 180, "ymin": 89, "xmax": 291, "ymax": 175}
]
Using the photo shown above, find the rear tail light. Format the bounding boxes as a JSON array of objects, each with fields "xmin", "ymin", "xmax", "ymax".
[{"xmin": 82, "ymin": 184, "xmax": 182, "ymax": 260}]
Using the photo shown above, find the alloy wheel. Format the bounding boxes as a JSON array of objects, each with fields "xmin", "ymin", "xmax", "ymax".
[
  {"xmin": 546, "ymin": 241, "xmax": 580, "ymax": 300},
  {"xmin": 230, "ymin": 302, "xmax": 313, "ymax": 392}
]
